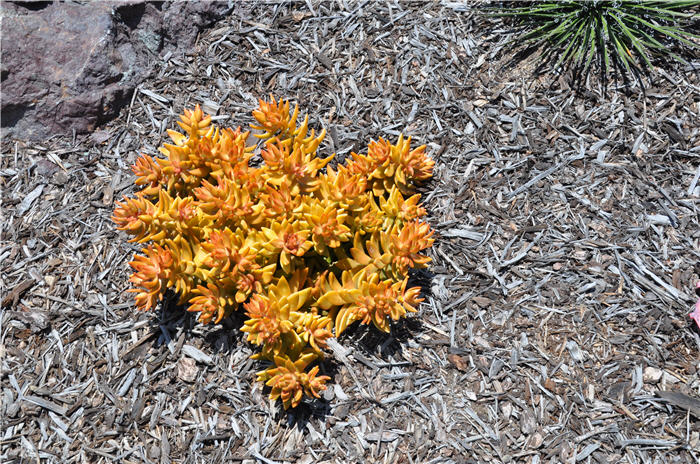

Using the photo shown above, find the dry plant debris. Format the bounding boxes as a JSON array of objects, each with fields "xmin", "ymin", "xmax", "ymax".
[{"xmin": 1, "ymin": 2, "xmax": 699, "ymax": 463}]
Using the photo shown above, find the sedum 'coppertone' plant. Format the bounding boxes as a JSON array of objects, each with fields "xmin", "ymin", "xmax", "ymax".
[{"xmin": 113, "ymin": 97, "xmax": 435, "ymax": 409}]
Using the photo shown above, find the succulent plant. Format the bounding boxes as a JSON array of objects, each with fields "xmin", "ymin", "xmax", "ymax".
[{"xmin": 113, "ymin": 97, "xmax": 435, "ymax": 408}]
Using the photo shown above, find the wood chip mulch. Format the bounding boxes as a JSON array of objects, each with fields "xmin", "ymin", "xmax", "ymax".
[{"xmin": 2, "ymin": 3, "xmax": 699, "ymax": 463}]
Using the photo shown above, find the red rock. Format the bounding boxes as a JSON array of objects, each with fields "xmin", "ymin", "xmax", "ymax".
[{"xmin": 1, "ymin": 1, "xmax": 232, "ymax": 140}]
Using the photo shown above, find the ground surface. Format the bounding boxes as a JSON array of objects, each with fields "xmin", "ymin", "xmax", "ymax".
[{"xmin": 2, "ymin": 2, "xmax": 699, "ymax": 463}]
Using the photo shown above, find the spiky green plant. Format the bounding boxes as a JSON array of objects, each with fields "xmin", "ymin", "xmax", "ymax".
[{"xmin": 488, "ymin": 1, "xmax": 699, "ymax": 89}]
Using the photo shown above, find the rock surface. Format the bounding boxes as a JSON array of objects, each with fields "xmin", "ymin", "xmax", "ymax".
[{"xmin": 1, "ymin": 1, "xmax": 232, "ymax": 141}]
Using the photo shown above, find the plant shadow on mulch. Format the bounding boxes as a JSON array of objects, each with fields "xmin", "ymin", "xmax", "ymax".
[{"xmin": 147, "ymin": 289, "xmax": 249, "ymax": 355}]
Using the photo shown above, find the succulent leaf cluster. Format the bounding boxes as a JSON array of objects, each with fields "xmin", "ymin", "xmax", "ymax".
[{"xmin": 113, "ymin": 97, "xmax": 435, "ymax": 409}]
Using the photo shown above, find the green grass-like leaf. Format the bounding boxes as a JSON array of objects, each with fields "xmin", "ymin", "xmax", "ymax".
[{"xmin": 486, "ymin": 0, "xmax": 700, "ymax": 91}]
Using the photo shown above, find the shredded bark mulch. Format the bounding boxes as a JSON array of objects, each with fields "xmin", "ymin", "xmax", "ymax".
[{"xmin": 2, "ymin": 3, "xmax": 699, "ymax": 463}]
